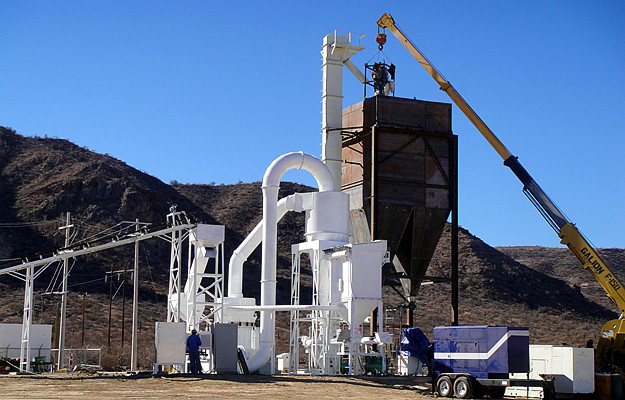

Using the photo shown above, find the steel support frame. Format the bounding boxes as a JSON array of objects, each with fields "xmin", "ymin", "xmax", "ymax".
[
  {"xmin": 289, "ymin": 240, "xmax": 383, "ymax": 376},
  {"xmin": 289, "ymin": 248, "xmax": 302, "ymax": 373},
  {"xmin": 450, "ymin": 135, "xmax": 459, "ymax": 325},
  {"xmin": 369, "ymin": 124, "xmax": 378, "ymax": 336},
  {"xmin": 20, "ymin": 266, "xmax": 34, "ymax": 372},
  {"xmin": 14, "ymin": 263, "xmax": 52, "ymax": 372},
  {"xmin": 362, "ymin": 124, "xmax": 458, "ymax": 327},
  {"xmin": 289, "ymin": 241, "xmax": 330, "ymax": 374},
  {"xmin": 167, "ymin": 215, "xmax": 189, "ymax": 323},
  {"xmin": 310, "ymin": 248, "xmax": 324, "ymax": 373},
  {"xmin": 186, "ymin": 236, "xmax": 225, "ymax": 331},
  {"xmin": 0, "ymin": 213, "xmax": 195, "ymax": 372}
]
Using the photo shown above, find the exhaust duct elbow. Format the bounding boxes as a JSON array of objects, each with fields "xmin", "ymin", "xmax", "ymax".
[
  {"xmin": 262, "ymin": 152, "xmax": 335, "ymax": 192},
  {"xmin": 227, "ymin": 193, "xmax": 307, "ymax": 299}
]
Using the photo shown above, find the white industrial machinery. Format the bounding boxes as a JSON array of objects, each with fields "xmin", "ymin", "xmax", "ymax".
[
  {"xmin": 290, "ymin": 240, "xmax": 390, "ymax": 375},
  {"xmin": 166, "ymin": 151, "xmax": 389, "ymax": 375},
  {"xmin": 164, "ymin": 218, "xmax": 226, "ymax": 373},
  {"xmin": 3, "ymin": 28, "xmax": 391, "ymax": 376},
  {"xmin": 167, "ymin": 223, "xmax": 225, "ymax": 331},
  {"xmin": 162, "ymin": 31, "xmax": 391, "ymax": 375}
]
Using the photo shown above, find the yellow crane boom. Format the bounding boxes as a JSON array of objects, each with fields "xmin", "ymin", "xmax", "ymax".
[{"xmin": 377, "ymin": 12, "xmax": 625, "ymax": 369}]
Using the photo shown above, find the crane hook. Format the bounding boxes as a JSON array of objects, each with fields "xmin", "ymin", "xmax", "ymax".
[{"xmin": 376, "ymin": 33, "xmax": 387, "ymax": 50}]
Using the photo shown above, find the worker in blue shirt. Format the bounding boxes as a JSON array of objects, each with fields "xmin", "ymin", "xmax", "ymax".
[{"xmin": 186, "ymin": 329, "xmax": 202, "ymax": 374}]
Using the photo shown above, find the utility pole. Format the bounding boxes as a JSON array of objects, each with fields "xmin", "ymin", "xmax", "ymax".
[
  {"xmin": 58, "ymin": 212, "xmax": 73, "ymax": 370},
  {"xmin": 121, "ymin": 264, "xmax": 127, "ymax": 345},
  {"xmin": 131, "ymin": 218, "xmax": 139, "ymax": 371},
  {"xmin": 108, "ymin": 264, "xmax": 113, "ymax": 348},
  {"xmin": 81, "ymin": 293, "xmax": 86, "ymax": 347}
]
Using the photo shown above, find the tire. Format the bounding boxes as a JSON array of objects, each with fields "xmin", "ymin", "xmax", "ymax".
[
  {"xmin": 486, "ymin": 387, "xmax": 506, "ymax": 399},
  {"xmin": 453, "ymin": 376, "xmax": 473, "ymax": 399},
  {"xmin": 436, "ymin": 375, "xmax": 454, "ymax": 398}
]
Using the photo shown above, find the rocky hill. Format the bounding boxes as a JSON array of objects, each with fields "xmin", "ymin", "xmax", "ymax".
[
  {"xmin": 410, "ymin": 225, "xmax": 622, "ymax": 344},
  {"xmin": 497, "ymin": 246, "xmax": 625, "ymax": 313},
  {"xmin": 1, "ymin": 126, "xmax": 623, "ymax": 368}
]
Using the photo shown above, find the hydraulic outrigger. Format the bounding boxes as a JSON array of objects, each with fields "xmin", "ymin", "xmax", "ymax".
[{"xmin": 376, "ymin": 12, "xmax": 625, "ymax": 371}]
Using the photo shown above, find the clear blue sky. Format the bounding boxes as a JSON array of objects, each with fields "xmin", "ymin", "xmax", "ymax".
[{"xmin": 2, "ymin": 1, "xmax": 624, "ymax": 248}]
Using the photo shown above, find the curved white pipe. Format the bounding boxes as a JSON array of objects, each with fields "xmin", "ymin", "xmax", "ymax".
[
  {"xmin": 263, "ymin": 151, "xmax": 335, "ymax": 193},
  {"xmin": 228, "ymin": 194, "xmax": 306, "ymax": 298},
  {"xmin": 245, "ymin": 152, "xmax": 335, "ymax": 373}
]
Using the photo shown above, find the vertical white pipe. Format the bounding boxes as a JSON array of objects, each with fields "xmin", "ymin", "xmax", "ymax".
[
  {"xmin": 321, "ymin": 33, "xmax": 365, "ymax": 192},
  {"xmin": 321, "ymin": 34, "xmax": 347, "ymax": 192},
  {"xmin": 244, "ymin": 152, "xmax": 334, "ymax": 373},
  {"xmin": 254, "ymin": 184, "xmax": 278, "ymax": 370}
]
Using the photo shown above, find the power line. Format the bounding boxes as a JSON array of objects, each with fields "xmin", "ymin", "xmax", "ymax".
[
  {"xmin": 0, "ymin": 220, "xmax": 62, "ymax": 228},
  {"xmin": 68, "ymin": 277, "xmax": 105, "ymax": 288}
]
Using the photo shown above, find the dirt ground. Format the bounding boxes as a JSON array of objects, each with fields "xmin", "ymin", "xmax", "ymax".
[{"xmin": 0, "ymin": 373, "xmax": 434, "ymax": 400}]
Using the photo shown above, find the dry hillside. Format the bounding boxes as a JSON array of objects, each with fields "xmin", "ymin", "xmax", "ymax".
[{"xmin": 1, "ymin": 126, "xmax": 623, "ymax": 369}]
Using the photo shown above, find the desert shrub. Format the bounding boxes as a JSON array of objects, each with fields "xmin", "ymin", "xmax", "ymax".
[{"xmin": 101, "ymin": 354, "xmax": 117, "ymax": 370}]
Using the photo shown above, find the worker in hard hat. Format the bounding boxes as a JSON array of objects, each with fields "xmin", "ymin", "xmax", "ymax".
[{"xmin": 186, "ymin": 329, "xmax": 202, "ymax": 374}]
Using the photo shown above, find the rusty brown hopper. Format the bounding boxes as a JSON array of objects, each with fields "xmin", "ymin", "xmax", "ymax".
[{"xmin": 342, "ymin": 95, "xmax": 457, "ymax": 301}]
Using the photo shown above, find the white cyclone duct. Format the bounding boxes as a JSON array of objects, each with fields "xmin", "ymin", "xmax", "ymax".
[
  {"xmin": 244, "ymin": 151, "xmax": 347, "ymax": 373},
  {"xmin": 227, "ymin": 195, "xmax": 305, "ymax": 299},
  {"xmin": 227, "ymin": 191, "xmax": 349, "ymax": 298},
  {"xmin": 321, "ymin": 32, "xmax": 365, "ymax": 191}
]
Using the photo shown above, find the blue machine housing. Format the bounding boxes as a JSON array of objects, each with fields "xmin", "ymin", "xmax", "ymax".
[{"xmin": 433, "ymin": 326, "xmax": 529, "ymax": 379}]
